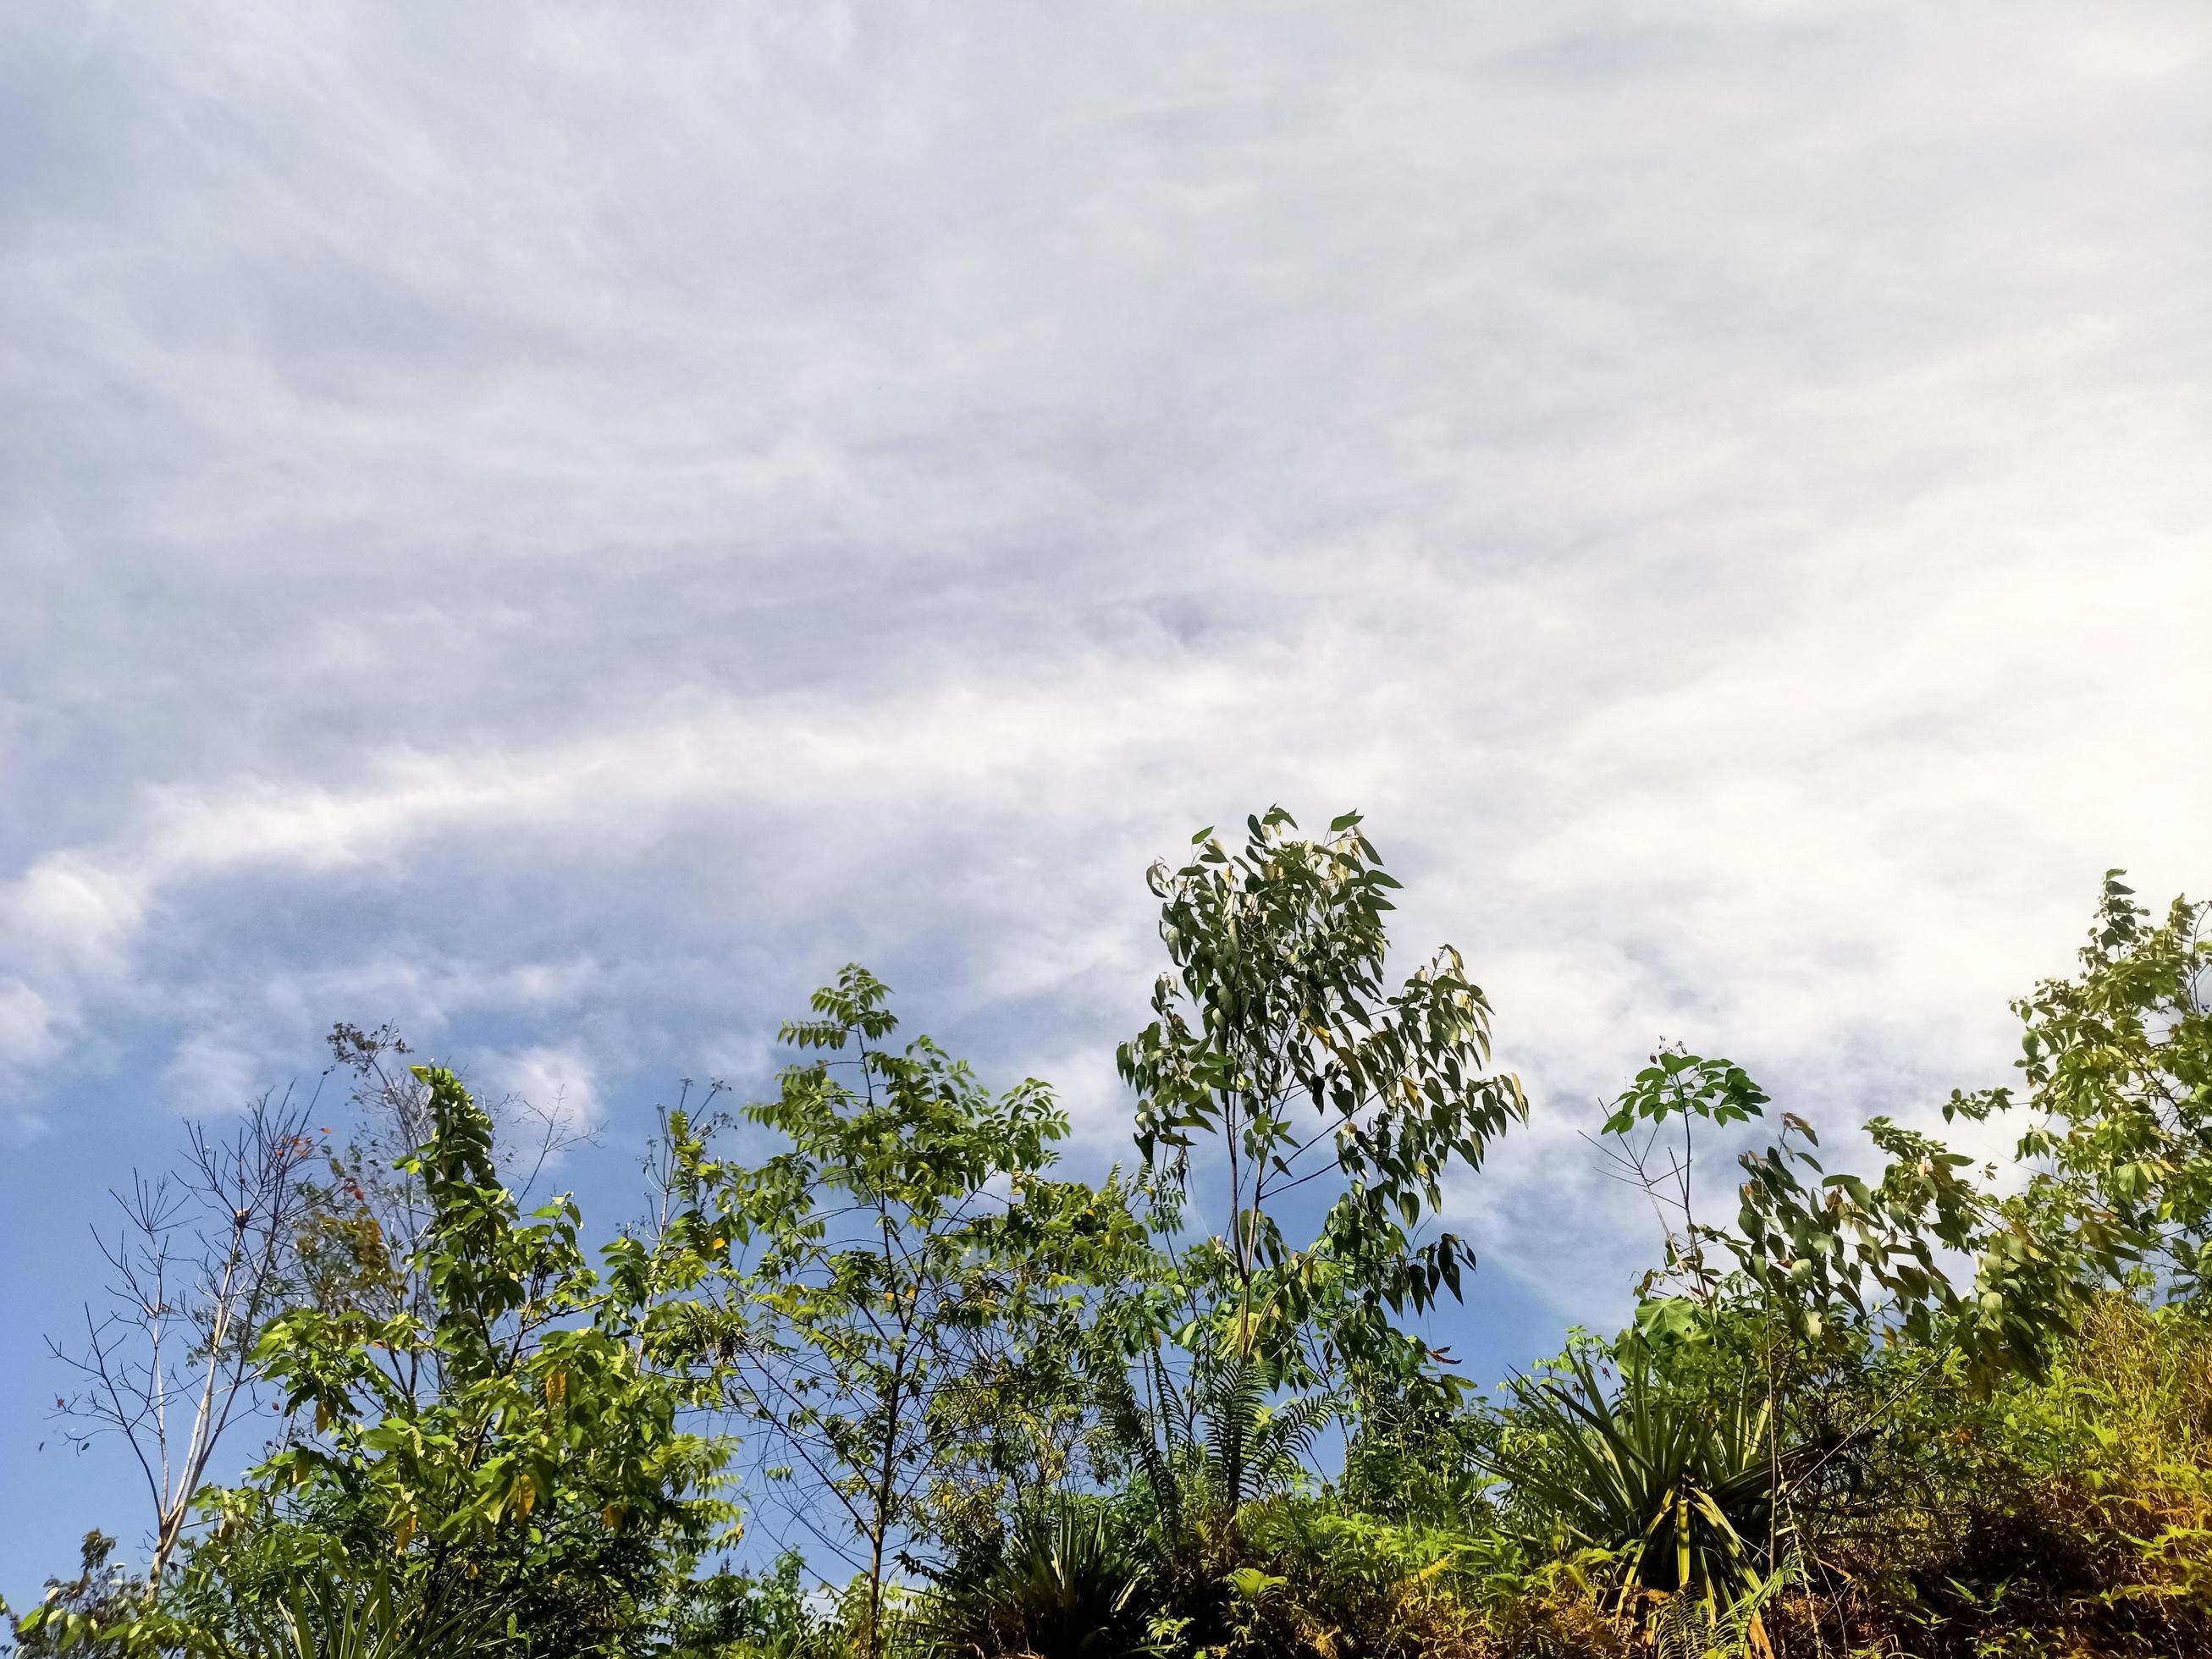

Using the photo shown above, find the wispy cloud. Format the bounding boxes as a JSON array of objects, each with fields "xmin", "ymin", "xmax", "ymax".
[{"xmin": 1, "ymin": 0, "xmax": 2207, "ymax": 1446}]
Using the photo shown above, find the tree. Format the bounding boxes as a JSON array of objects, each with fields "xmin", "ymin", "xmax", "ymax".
[
  {"xmin": 1605, "ymin": 1048, "xmax": 2078, "ymax": 1392},
  {"xmin": 1603, "ymin": 882, "xmax": 2212, "ymax": 1391},
  {"xmin": 291, "ymin": 1022, "xmax": 599, "ymax": 1404},
  {"xmin": 1117, "ymin": 808, "xmax": 1526, "ymax": 1408},
  {"xmin": 237, "ymin": 1065, "xmax": 732, "ymax": 1656},
  {"xmin": 687, "ymin": 967, "xmax": 1148, "ymax": 1657},
  {"xmin": 1552, "ymin": 876, "xmax": 2212, "ymax": 1645},
  {"xmin": 45, "ymin": 1089, "xmax": 323, "ymax": 1589},
  {"xmin": 1950, "ymin": 872, "xmax": 2212, "ymax": 1303}
]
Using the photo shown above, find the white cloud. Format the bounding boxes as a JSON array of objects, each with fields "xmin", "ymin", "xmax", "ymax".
[
  {"xmin": 160, "ymin": 1032, "xmax": 262, "ymax": 1116},
  {"xmin": 483, "ymin": 1045, "xmax": 601, "ymax": 1145},
  {"xmin": 0, "ymin": 0, "xmax": 2206, "ymax": 1315},
  {"xmin": 0, "ymin": 855, "xmax": 146, "ymax": 978},
  {"xmin": 0, "ymin": 980, "xmax": 53, "ymax": 1066}
]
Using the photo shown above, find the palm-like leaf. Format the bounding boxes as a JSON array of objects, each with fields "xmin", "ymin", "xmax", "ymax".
[
  {"xmin": 919, "ymin": 1500, "xmax": 1150, "ymax": 1659},
  {"xmin": 1487, "ymin": 1350, "xmax": 1781, "ymax": 1612},
  {"xmin": 1106, "ymin": 1350, "xmax": 1337, "ymax": 1547},
  {"xmin": 227, "ymin": 1560, "xmax": 508, "ymax": 1659},
  {"xmin": 1200, "ymin": 1359, "xmax": 1265, "ymax": 1507}
]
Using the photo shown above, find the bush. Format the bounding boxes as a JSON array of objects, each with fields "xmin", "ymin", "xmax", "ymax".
[
  {"xmin": 919, "ymin": 1497, "xmax": 1153, "ymax": 1659},
  {"xmin": 1795, "ymin": 1296, "xmax": 2212, "ymax": 1657},
  {"xmin": 1481, "ymin": 1345, "xmax": 1781, "ymax": 1618}
]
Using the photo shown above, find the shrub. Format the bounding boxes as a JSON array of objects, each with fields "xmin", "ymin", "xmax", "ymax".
[
  {"xmin": 919, "ymin": 1497, "xmax": 1152, "ymax": 1659},
  {"xmin": 1481, "ymin": 1348, "xmax": 1781, "ymax": 1618}
]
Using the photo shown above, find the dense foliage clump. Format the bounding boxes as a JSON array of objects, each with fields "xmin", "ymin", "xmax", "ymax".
[{"xmin": 9, "ymin": 820, "xmax": 2209, "ymax": 1659}]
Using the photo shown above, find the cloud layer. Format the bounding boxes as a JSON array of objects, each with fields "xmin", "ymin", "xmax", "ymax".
[{"xmin": 3, "ymin": 0, "xmax": 2209, "ymax": 1587}]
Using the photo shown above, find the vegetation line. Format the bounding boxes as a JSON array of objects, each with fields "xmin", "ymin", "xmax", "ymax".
[{"xmin": 9, "ymin": 818, "xmax": 2209, "ymax": 1659}]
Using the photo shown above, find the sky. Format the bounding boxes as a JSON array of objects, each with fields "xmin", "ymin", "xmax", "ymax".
[{"xmin": 3, "ymin": 0, "xmax": 2209, "ymax": 1602}]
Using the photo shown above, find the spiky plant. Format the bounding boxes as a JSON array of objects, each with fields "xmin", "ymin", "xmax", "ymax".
[
  {"xmin": 918, "ymin": 1498, "xmax": 1151, "ymax": 1659},
  {"xmin": 229, "ymin": 1560, "xmax": 510, "ymax": 1659},
  {"xmin": 1485, "ymin": 1348, "xmax": 1782, "ymax": 1616}
]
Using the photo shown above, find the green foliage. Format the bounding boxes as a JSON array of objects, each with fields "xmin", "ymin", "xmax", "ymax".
[
  {"xmin": 1338, "ymin": 1384, "xmax": 1494, "ymax": 1530},
  {"xmin": 1727, "ymin": 1110, "xmax": 2075, "ymax": 1382},
  {"xmin": 24, "ymin": 835, "xmax": 2212, "ymax": 1659},
  {"xmin": 681, "ymin": 966, "xmax": 1153, "ymax": 1653},
  {"xmin": 1642, "ymin": 1553, "xmax": 1797, "ymax": 1659},
  {"xmin": 1231, "ymin": 1500, "xmax": 1521, "ymax": 1657},
  {"xmin": 1602, "ymin": 1052, "xmax": 1772, "ymax": 1140},
  {"xmin": 654, "ymin": 1551, "xmax": 843, "ymax": 1659},
  {"xmin": 1735, "ymin": 1294, "xmax": 2212, "ymax": 1658},
  {"xmin": 919, "ymin": 1498, "xmax": 1151, "ymax": 1659},
  {"xmin": 1106, "ymin": 1349, "xmax": 1336, "ymax": 1561},
  {"xmin": 234, "ymin": 1065, "xmax": 731, "ymax": 1654},
  {"xmin": 1952, "ymin": 874, "xmax": 2212, "ymax": 1303},
  {"xmin": 1118, "ymin": 810, "xmax": 1526, "ymax": 1402},
  {"xmin": 224, "ymin": 1557, "xmax": 509, "ymax": 1659},
  {"xmin": 1483, "ymin": 1346, "xmax": 1779, "ymax": 1616},
  {"xmin": 7, "ymin": 1533, "xmax": 139, "ymax": 1656},
  {"xmin": 1610, "ymin": 1051, "xmax": 2077, "ymax": 1388},
  {"xmin": 8, "ymin": 1533, "xmax": 512, "ymax": 1659}
]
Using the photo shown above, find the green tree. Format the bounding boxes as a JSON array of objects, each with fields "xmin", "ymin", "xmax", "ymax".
[
  {"xmin": 1117, "ymin": 809, "xmax": 1526, "ymax": 1406},
  {"xmin": 234, "ymin": 1065, "xmax": 732, "ymax": 1654},
  {"xmin": 1605, "ymin": 1049, "xmax": 2077, "ymax": 1392},
  {"xmin": 1951, "ymin": 873, "xmax": 2212, "ymax": 1303},
  {"xmin": 689, "ymin": 967, "xmax": 1148, "ymax": 1657}
]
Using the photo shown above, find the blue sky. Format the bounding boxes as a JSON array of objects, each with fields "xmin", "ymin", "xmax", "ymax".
[{"xmin": 3, "ymin": 0, "xmax": 2209, "ymax": 1604}]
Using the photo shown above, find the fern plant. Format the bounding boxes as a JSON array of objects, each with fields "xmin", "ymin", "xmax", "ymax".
[
  {"xmin": 1107, "ymin": 1349, "xmax": 1336, "ymax": 1553},
  {"xmin": 1081, "ymin": 1353, "xmax": 1342, "ymax": 1651},
  {"xmin": 1645, "ymin": 1550, "xmax": 1799, "ymax": 1659}
]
